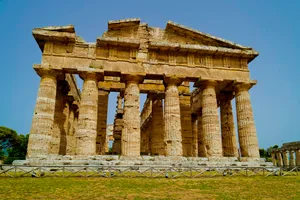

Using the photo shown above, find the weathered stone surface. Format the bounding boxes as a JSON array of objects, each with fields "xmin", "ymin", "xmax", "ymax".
[
  {"xmin": 121, "ymin": 75, "xmax": 143, "ymax": 156},
  {"xmin": 191, "ymin": 114, "xmax": 198, "ymax": 157},
  {"xmin": 200, "ymin": 80, "xmax": 222, "ymax": 157},
  {"xmin": 96, "ymin": 90, "xmax": 109, "ymax": 155},
  {"xmin": 163, "ymin": 76, "xmax": 183, "ymax": 156},
  {"xmin": 289, "ymin": 150, "xmax": 295, "ymax": 167},
  {"xmin": 271, "ymin": 152, "xmax": 277, "ymax": 166},
  {"xmin": 276, "ymin": 152, "xmax": 283, "ymax": 167},
  {"xmin": 219, "ymin": 93, "xmax": 239, "ymax": 157},
  {"xmin": 151, "ymin": 97, "xmax": 166, "ymax": 155},
  {"xmin": 296, "ymin": 149, "xmax": 300, "ymax": 166},
  {"xmin": 235, "ymin": 83, "xmax": 259, "ymax": 158},
  {"xmin": 282, "ymin": 150, "xmax": 289, "ymax": 167},
  {"xmin": 76, "ymin": 72, "xmax": 100, "ymax": 155},
  {"xmin": 180, "ymin": 94, "xmax": 193, "ymax": 156},
  {"xmin": 27, "ymin": 69, "xmax": 61, "ymax": 158}
]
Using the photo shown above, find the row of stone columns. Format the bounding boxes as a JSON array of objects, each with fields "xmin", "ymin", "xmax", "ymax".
[{"xmin": 272, "ymin": 150, "xmax": 300, "ymax": 167}]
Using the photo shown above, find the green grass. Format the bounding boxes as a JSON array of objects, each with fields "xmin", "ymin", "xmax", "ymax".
[{"xmin": 0, "ymin": 176, "xmax": 299, "ymax": 200}]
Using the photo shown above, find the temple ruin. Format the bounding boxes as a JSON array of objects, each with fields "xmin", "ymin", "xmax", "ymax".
[
  {"xmin": 271, "ymin": 141, "xmax": 300, "ymax": 167},
  {"xmin": 24, "ymin": 19, "xmax": 266, "ymax": 166}
]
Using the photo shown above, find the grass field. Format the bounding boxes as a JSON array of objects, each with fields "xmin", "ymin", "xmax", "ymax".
[{"xmin": 0, "ymin": 176, "xmax": 299, "ymax": 200}]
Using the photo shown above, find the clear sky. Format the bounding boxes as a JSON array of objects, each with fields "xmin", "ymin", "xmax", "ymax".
[{"xmin": 0, "ymin": 0, "xmax": 299, "ymax": 149}]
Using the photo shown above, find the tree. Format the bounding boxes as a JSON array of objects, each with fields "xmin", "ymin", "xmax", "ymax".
[{"xmin": 0, "ymin": 126, "xmax": 29, "ymax": 164}]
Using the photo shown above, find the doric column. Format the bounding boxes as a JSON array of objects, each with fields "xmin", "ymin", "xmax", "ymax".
[
  {"xmin": 234, "ymin": 83, "xmax": 259, "ymax": 158},
  {"xmin": 296, "ymin": 149, "xmax": 300, "ymax": 166},
  {"xmin": 197, "ymin": 111, "xmax": 206, "ymax": 157},
  {"xmin": 191, "ymin": 114, "xmax": 198, "ymax": 157},
  {"xmin": 180, "ymin": 94, "xmax": 193, "ymax": 156},
  {"xmin": 200, "ymin": 80, "xmax": 222, "ymax": 157},
  {"xmin": 271, "ymin": 152, "xmax": 277, "ymax": 166},
  {"xmin": 282, "ymin": 150, "xmax": 289, "ymax": 167},
  {"xmin": 219, "ymin": 92, "xmax": 239, "ymax": 157},
  {"xmin": 151, "ymin": 95, "xmax": 166, "ymax": 155},
  {"xmin": 96, "ymin": 89, "xmax": 109, "ymax": 155},
  {"xmin": 27, "ymin": 69, "xmax": 62, "ymax": 158},
  {"xmin": 66, "ymin": 102, "xmax": 78, "ymax": 155},
  {"xmin": 276, "ymin": 151, "xmax": 283, "ymax": 167},
  {"xmin": 289, "ymin": 150, "xmax": 295, "ymax": 167},
  {"xmin": 58, "ymin": 99, "xmax": 70, "ymax": 155},
  {"xmin": 121, "ymin": 74, "xmax": 144, "ymax": 156},
  {"xmin": 163, "ymin": 76, "xmax": 184, "ymax": 156},
  {"xmin": 75, "ymin": 72, "xmax": 101, "ymax": 155}
]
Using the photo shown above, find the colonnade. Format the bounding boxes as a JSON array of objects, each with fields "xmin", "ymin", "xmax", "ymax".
[{"xmin": 271, "ymin": 149, "xmax": 300, "ymax": 167}]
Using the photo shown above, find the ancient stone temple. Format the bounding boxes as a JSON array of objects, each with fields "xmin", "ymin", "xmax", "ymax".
[
  {"xmin": 271, "ymin": 141, "xmax": 300, "ymax": 167},
  {"xmin": 24, "ymin": 19, "xmax": 264, "ymax": 166}
]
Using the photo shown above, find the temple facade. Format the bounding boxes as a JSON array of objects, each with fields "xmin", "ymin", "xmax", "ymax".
[{"xmin": 27, "ymin": 19, "xmax": 260, "ymax": 160}]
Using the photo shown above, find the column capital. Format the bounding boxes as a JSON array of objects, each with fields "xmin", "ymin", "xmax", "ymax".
[
  {"xmin": 163, "ymin": 75, "xmax": 185, "ymax": 86},
  {"xmin": 218, "ymin": 91, "xmax": 234, "ymax": 101},
  {"xmin": 79, "ymin": 71, "xmax": 103, "ymax": 81},
  {"xmin": 233, "ymin": 80, "xmax": 257, "ymax": 92},
  {"xmin": 35, "ymin": 68, "xmax": 64, "ymax": 80},
  {"xmin": 121, "ymin": 73, "xmax": 145, "ymax": 84}
]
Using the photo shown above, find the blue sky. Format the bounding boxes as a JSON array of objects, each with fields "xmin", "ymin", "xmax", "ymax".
[{"xmin": 0, "ymin": 0, "xmax": 299, "ymax": 149}]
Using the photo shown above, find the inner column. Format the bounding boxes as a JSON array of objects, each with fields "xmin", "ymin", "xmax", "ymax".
[{"xmin": 163, "ymin": 76, "xmax": 183, "ymax": 156}]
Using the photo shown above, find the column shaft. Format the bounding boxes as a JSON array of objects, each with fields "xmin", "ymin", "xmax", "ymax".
[
  {"xmin": 164, "ymin": 83, "xmax": 183, "ymax": 156},
  {"xmin": 180, "ymin": 95, "xmax": 193, "ymax": 156},
  {"xmin": 276, "ymin": 152, "xmax": 283, "ymax": 167},
  {"xmin": 96, "ymin": 90, "xmax": 109, "ymax": 155},
  {"xmin": 58, "ymin": 100, "xmax": 70, "ymax": 155},
  {"xmin": 76, "ymin": 73, "xmax": 99, "ymax": 155},
  {"xmin": 271, "ymin": 152, "xmax": 277, "ymax": 166},
  {"xmin": 220, "ymin": 94, "xmax": 239, "ymax": 157},
  {"xmin": 235, "ymin": 83, "xmax": 259, "ymax": 158},
  {"xmin": 197, "ymin": 114, "xmax": 206, "ymax": 157},
  {"xmin": 191, "ymin": 115, "xmax": 198, "ymax": 157},
  {"xmin": 121, "ymin": 76, "xmax": 143, "ymax": 156},
  {"xmin": 289, "ymin": 150, "xmax": 295, "ymax": 167},
  {"xmin": 282, "ymin": 150, "xmax": 289, "ymax": 167},
  {"xmin": 66, "ymin": 104, "xmax": 77, "ymax": 155},
  {"xmin": 296, "ymin": 149, "xmax": 300, "ymax": 166},
  {"xmin": 27, "ymin": 70, "xmax": 59, "ymax": 158},
  {"xmin": 201, "ymin": 81, "xmax": 222, "ymax": 157}
]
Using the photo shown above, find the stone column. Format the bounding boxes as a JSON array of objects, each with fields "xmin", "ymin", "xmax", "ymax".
[
  {"xmin": 219, "ymin": 92, "xmax": 239, "ymax": 157},
  {"xmin": 180, "ymin": 94, "xmax": 193, "ymax": 156},
  {"xmin": 27, "ymin": 69, "xmax": 61, "ymax": 158},
  {"xmin": 197, "ymin": 111, "xmax": 206, "ymax": 157},
  {"xmin": 191, "ymin": 114, "xmax": 198, "ymax": 157},
  {"xmin": 96, "ymin": 89, "xmax": 109, "ymax": 155},
  {"xmin": 151, "ymin": 96, "xmax": 166, "ymax": 155},
  {"xmin": 271, "ymin": 152, "xmax": 277, "ymax": 166},
  {"xmin": 234, "ymin": 83, "xmax": 259, "ymax": 158},
  {"xmin": 66, "ymin": 102, "xmax": 78, "ymax": 155},
  {"xmin": 276, "ymin": 152, "xmax": 283, "ymax": 167},
  {"xmin": 163, "ymin": 76, "xmax": 183, "ymax": 156},
  {"xmin": 121, "ymin": 75, "xmax": 144, "ymax": 156},
  {"xmin": 75, "ymin": 72, "xmax": 100, "ymax": 155},
  {"xmin": 58, "ymin": 99, "xmax": 70, "ymax": 155},
  {"xmin": 200, "ymin": 80, "xmax": 222, "ymax": 157},
  {"xmin": 296, "ymin": 149, "xmax": 300, "ymax": 166},
  {"xmin": 112, "ymin": 94, "xmax": 123, "ymax": 154},
  {"xmin": 289, "ymin": 150, "xmax": 295, "ymax": 167},
  {"xmin": 282, "ymin": 150, "xmax": 289, "ymax": 167}
]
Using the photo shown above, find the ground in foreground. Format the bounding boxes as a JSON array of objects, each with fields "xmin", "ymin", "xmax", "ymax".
[{"xmin": 0, "ymin": 176, "xmax": 299, "ymax": 200}]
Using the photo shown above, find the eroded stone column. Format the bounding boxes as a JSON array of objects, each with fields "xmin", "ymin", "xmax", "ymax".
[
  {"xmin": 27, "ymin": 69, "xmax": 61, "ymax": 158},
  {"xmin": 121, "ymin": 75, "xmax": 144, "ymax": 156},
  {"xmin": 296, "ymin": 149, "xmax": 300, "ymax": 166},
  {"xmin": 75, "ymin": 72, "xmax": 100, "ymax": 155},
  {"xmin": 219, "ymin": 92, "xmax": 239, "ymax": 157},
  {"xmin": 96, "ymin": 89, "xmax": 109, "ymax": 155},
  {"xmin": 112, "ymin": 94, "xmax": 123, "ymax": 154},
  {"xmin": 200, "ymin": 80, "xmax": 222, "ymax": 157},
  {"xmin": 163, "ymin": 76, "xmax": 183, "ymax": 156},
  {"xmin": 151, "ymin": 96, "xmax": 166, "ymax": 155},
  {"xmin": 276, "ymin": 152, "xmax": 283, "ymax": 167},
  {"xmin": 180, "ymin": 94, "xmax": 193, "ymax": 156},
  {"xmin": 58, "ymin": 100, "xmax": 70, "ymax": 155},
  {"xmin": 66, "ymin": 102, "xmax": 78, "ymax": 155},
  {"xmin": 234, "ymin": 83, "xmax": 259, "ymax": 158},
  {"xmin": 197, "ymin": 111, "xmax": 206, "ymax": 157},
  {"xmin": 282, "ymin": 150, "xmax": 289, "ymax": 167},
  {"xmin": 289, "ymin": 150, "xmax": 295, "ymax": 167},
  {"xmin": 191, "ymin": 114, "xmax": 198, "ymax": 157}
]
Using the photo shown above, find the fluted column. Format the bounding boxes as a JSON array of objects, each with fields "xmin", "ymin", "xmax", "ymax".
[
  {"xmin": 121, "ymin": 74, "xmax": 144, "ymax": 156},
  {"xmin": 289, "ymin": 150, "xmax": 295, "ymax": 167},
  {"xmin": 76, "ymin": 72, "xmax": 100, "ymax": 155},
  {"xmin": 296, "ymin": 149, "xmax": 300, "ymax": 166},
  {"xmin": 271, "ymin": 152, "xmax": 277, "ymax": 166},
  {"xmin": 96, "ymin": 89, "xmax": 109, "ymax": 155},
  {"xmin": 163, "ymin": 76, "xmax": 183, "ymax": 156},
  {"xmin": 27, "ymin": 69, "xmax": 61, "ymax": 158},
  {"xmin": 191, "ymin": 114, "xmax": 198, "ymax": 157},
  {"xmin": 234, "ymin": 83, "xmax": 259, "ymax": 158},
  {"xmin": 180, "ymin": 95, "xmax": 193, "ymax": 156},
  {"xmin": 276, "ymin": 152, "xmax": 283, "ymax": 167},
  {"xmin": 282, "ymin": 150, "xmax": 289, "ymax": 167},
  {"xmin": 219, "ymin": 92, "xmax": 239, "ymax": 157},
  {"xmin": 151, "ymin": 96, "xmax": 166, "ymax": 155},
  {"xmin": 58, "ymin": 99, "xmax": 70, "ymax": 155},
  {"xmin": 66, "ymin": 102, "xmax": 78, "ymax": 155},
  {"xmin": 197, "ymin": 111, "xmax": 206, "ymax": 157},
  {"xmin": 200, "ymin": 80, "xmax": 222, "ymax": 157}
]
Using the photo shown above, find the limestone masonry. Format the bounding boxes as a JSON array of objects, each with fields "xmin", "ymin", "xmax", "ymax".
[{"xmin": 26, "ymin": 19, "xmax": 263, "ymax": 165}]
